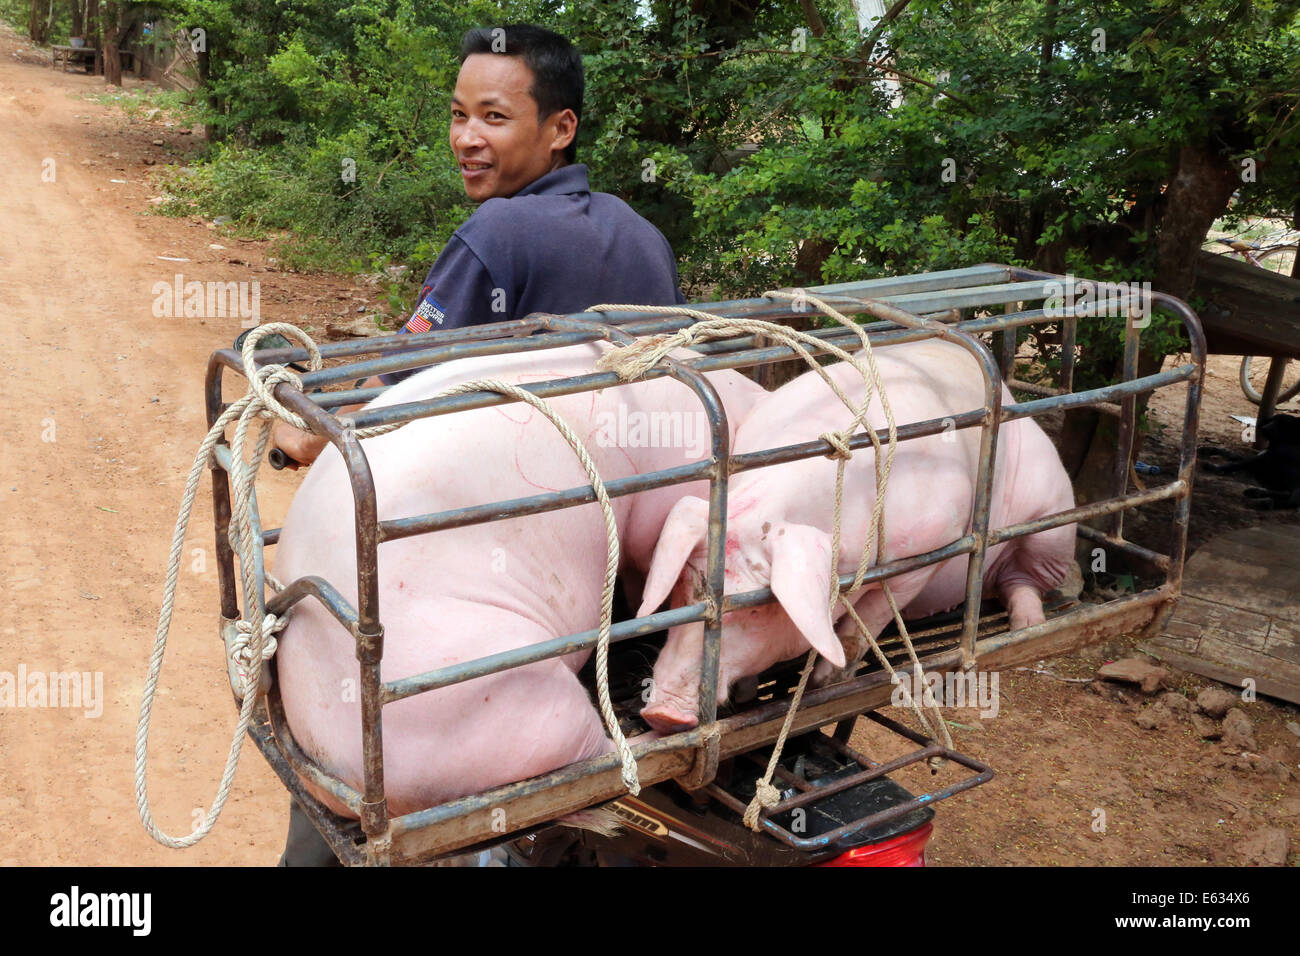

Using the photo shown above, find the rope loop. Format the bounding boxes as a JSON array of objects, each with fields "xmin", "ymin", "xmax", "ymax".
[{"xmin": 239, "ymin": 322, "xmax": 322, "ymax": 429}]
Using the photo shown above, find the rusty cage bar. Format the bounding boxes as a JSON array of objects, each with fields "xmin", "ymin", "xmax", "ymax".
[{"xmin": 202, "ymin": 263, "xmax": 1205, "ymax": 864}]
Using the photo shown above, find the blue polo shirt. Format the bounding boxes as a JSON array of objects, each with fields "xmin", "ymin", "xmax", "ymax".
[{"xmin": 380, "ymin": 164, "xmax": 686, "ymax": 385}]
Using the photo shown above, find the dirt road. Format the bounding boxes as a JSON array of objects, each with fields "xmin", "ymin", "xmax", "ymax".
[
  {"xmin": 1, "ymin": 22, "xmax": 1297, "ymax": 867},
  {"xmin": 0, "ymin": 25, "xmax": 359, "ymax": 864}
]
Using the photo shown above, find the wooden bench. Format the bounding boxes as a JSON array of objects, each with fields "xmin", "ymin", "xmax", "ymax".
[{"xmin": 52, "ymin": 45, "xmax": 101, "ymax": 74}]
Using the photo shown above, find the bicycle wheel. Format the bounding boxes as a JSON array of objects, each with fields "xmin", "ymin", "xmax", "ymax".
[
  {"xmin": 1237, "ymin": 245, "xmax": 1300, "ymax": 405},
  {"xmin": 1239, "ymin": 355, "xmax": 1300, "ymax": 405},
  {"xmin": 1256, "ymin": 244, "xmax": 1298, "ymax": 278}
]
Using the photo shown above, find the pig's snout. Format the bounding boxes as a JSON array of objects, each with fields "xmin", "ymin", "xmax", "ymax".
[
  {"xmin": 641, "ymin": 701, "xmax": 699, "ymax": 734},
  {"xmin": 640, "ymin": 673, "xmax": 703, "ymax": 734},
  {"xmin": 641, "ymin": 621, "xmax": 709, "ymax": 734}
]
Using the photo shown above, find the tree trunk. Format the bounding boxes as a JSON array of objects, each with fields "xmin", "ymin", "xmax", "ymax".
[
  {"xmin": 27, "ymin": 0, "xmax": 49, "ymax": 44},
  {"xmin": 1063, "ymin": 142, "xmax": 1239, "ymax": 505},
  {"xmin": 102, "ymin": 0, "xmax": 120, "ymax": 85},
  {"xmin": 1154, "ymin": 144, "xmax": 1240, "ymax": 300},
  {"xmin": 85, "ymin": 0, "xmax": 97, "ymax": 47},
  {"xmin": 70, "ymin": 0, "xmax": 84, "ymax": 40},
  {"xmin": 1021, "ymin": 1, "xmax": 1058, "ymax": 264},
  {"xmin": 799, "ymin": 0, "xmax": 826, "ymax": 37},
  {"xmin": 197, "ymin": 41, "xmax": 216, "ymax": 141},
  {"xmin": 794, "ymin": 236, "xmax": 834, "ymax": 287},
  {"xmin": 1039, "ymin": 0, "xmax": 1058, "ymax": 66},
  {"xmin": 1063, "ymin": 350, "xmax": 1167, "ymax": 507}
]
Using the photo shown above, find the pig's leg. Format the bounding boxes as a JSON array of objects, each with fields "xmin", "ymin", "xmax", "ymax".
[
  {"xmin": 993, "ymin": 526, "xmax": 1075, "ymax": 630},
  {"xmin": 1001, "ymin": 581, "xmax": 1046, "ymax": 629}
]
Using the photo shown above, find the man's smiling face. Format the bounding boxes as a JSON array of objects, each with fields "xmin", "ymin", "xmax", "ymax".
[{"xmin": 450, "ymin": 53, "xmax": 576, "ymax": 202}]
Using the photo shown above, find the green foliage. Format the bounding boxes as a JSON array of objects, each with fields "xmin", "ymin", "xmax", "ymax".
[
  {"xmin": 142, "ymin": 0, "xmax": 553, "ymax": 274},
  {"xmin": 0, "ymin": 0, "xmax": 25, "ymax": 28},
  {"xmin": 1, "ymin": 0, "xmax": 72, "ymax": 41},
  {"xmin": 82, "ymin": 85, "xmax": 197, "ymax": 123},
  {"xmin": 90, "ymin": 0, "xmax": 1300, "ymax": 387}
]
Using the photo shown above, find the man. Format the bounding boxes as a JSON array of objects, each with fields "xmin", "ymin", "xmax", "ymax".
[
  {"xmin": 272, "ymin": 22, "xmax": 686, "ymax": 465},
  {"xmin": 277, "ymin": 24, "xmax": 686, "ymax": 865}
]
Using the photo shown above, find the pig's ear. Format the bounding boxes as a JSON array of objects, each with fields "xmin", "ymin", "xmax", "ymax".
[
  {"xmin": 637, "ymin": 495, "xmax": 709, "ymax": 617},
  {"xmin": 768, "ymin": 523, "xmax": 846, "ymax": 667}
]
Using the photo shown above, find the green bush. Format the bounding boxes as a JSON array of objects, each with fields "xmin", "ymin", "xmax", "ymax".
[{"xmin": 93, "ymin": 0, "xmax": 1300, "ymax": 376}]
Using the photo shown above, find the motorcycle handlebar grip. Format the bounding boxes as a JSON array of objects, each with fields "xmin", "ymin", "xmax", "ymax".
[{"xmin": 268, "ymin": 448, "xmax": 301, "ymax": 471}]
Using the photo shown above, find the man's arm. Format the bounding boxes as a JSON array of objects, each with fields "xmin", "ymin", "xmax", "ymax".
[
  {"xmin": 270, "ymin": 377, "xmax": 386, "ymax": 467},
  {"xmin": 377, "ymin": 236, "xmax": 506, "ymax": 387},
  {"xmin": 272, "ymin": 236, "xmax": 504, "ymax": 465}
]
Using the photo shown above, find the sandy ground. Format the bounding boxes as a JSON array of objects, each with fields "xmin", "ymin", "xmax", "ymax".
[
  {"xmin": 0, "ymin": 26, "xmax": 379, "ymax": 865},
  {"xmin": 1, "ymin": 23, "xmax": 1297, "ymax": 866}
]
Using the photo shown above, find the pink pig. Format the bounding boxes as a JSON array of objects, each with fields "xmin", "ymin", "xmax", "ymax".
[
  {"xmin": 272, "ymin": 342, "xmax": 766, "ymax": 817},
  {"xmin": 636, "ymin": 338, "xmax": 1076, "ymax": 733}
]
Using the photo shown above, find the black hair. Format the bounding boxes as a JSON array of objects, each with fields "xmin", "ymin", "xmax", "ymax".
[{"xmin": 460, "ymin": 24, "xmax": 583, "ymax": 164}]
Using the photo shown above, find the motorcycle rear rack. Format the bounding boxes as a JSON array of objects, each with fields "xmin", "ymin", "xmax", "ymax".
[{"xmin": 705, "ymin": 711, "xmax": 993, "ymax": 852}]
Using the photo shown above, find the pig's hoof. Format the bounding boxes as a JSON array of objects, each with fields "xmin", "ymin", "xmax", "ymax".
[
  {"xmin": 1010, "ymin": 611, "xmax": 1046, "ymax": 630},
  {"xmin": 811, "ymin": 659, "xmax": 841, "ymax": 687},
  {"xmin": 641, "ymin": 704, "xmax": 698, "ymax": 734}
]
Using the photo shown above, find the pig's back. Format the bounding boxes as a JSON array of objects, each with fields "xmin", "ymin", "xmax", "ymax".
[
  {"xmin": 730, "ymin": 339, "xmax": 993, "ymax": 527},
  {"xmin": 274, "ymin": 343, "xmax": 619, "ymax": 592}
]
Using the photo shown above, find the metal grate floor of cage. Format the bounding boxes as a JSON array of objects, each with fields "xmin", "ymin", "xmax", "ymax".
[{"xmin": 595, "ymin": 589, "xmax": 1082, "ymax": 737}]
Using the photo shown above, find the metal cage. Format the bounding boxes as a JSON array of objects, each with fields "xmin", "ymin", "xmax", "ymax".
[{"xmin": 204, "ymin": 263, "xmax": 1205, "ymax": 865}]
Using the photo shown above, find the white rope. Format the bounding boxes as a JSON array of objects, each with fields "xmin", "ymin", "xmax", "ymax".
[
  {"xmin": 137, "ymin": 323, "xmax": 639, "ymax": 851},
  {"xmin": 227, "ymin": 614, "xmax": 286, "ymax": 699},
  {"xmin": 135, "ymin": 323, "xmax": 324, "ymax": 848}
]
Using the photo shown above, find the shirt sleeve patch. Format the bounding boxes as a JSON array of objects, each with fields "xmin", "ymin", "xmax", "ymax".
[{"xmin": 403, "ymin": 292, "xmax": 448, "ymax": 334}]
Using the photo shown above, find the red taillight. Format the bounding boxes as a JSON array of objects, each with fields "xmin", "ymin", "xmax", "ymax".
[{"xmin": 815, "ymin": 821, "xmax": 933, "ymax": 867}]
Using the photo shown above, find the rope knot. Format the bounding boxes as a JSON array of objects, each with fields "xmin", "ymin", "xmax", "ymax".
[
  {"xmin": 594, "ymin": 329, "xmax": 694, "ymax": 380},
  {"xmin": 228, "ymin": 613, "xmax": 287, "ymax": 698},
  {"xmin": 240, "ymin": 323, "xmax": 322, "ymax": 429},
  {"xmin": 742, "ymin": 779, "xmax": 783, "ymax": 831},
  {"xmin": 701, "ymin": 590, "xmax": 721, "ymax": 622},
  {"xmin": 250, "ymin": 364, "xmax": 307, "ymax": 427},
  {"xmin": 820, "ymin": 430, "xmax": 854, "ymax": 460}
]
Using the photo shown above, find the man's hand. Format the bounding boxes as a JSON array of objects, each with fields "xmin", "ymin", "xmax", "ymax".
[
  {"xmin": 271, "ymin": 420, "xmax": 331, "ymax": 467},
  {"xmin": 270, "ymin": 377, "xmax": 386, "ymax": 468}
]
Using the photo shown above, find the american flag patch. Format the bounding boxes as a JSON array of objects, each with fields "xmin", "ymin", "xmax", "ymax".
[{"xmin": 404, "ymin": 293, "xmax": 447, "ymax": 334}]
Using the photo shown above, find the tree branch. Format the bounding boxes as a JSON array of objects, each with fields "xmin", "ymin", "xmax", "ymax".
[
  {"xmin": 799, "ymin": 0, "xmax": 826, "ymax": 38},
  {"xmin": 642, "ymin": 45, "xmax": 978, "ymax": 114},
  {"xmin": 859, "ymin": 0, "xmax": 913, "ymax": 62}
]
